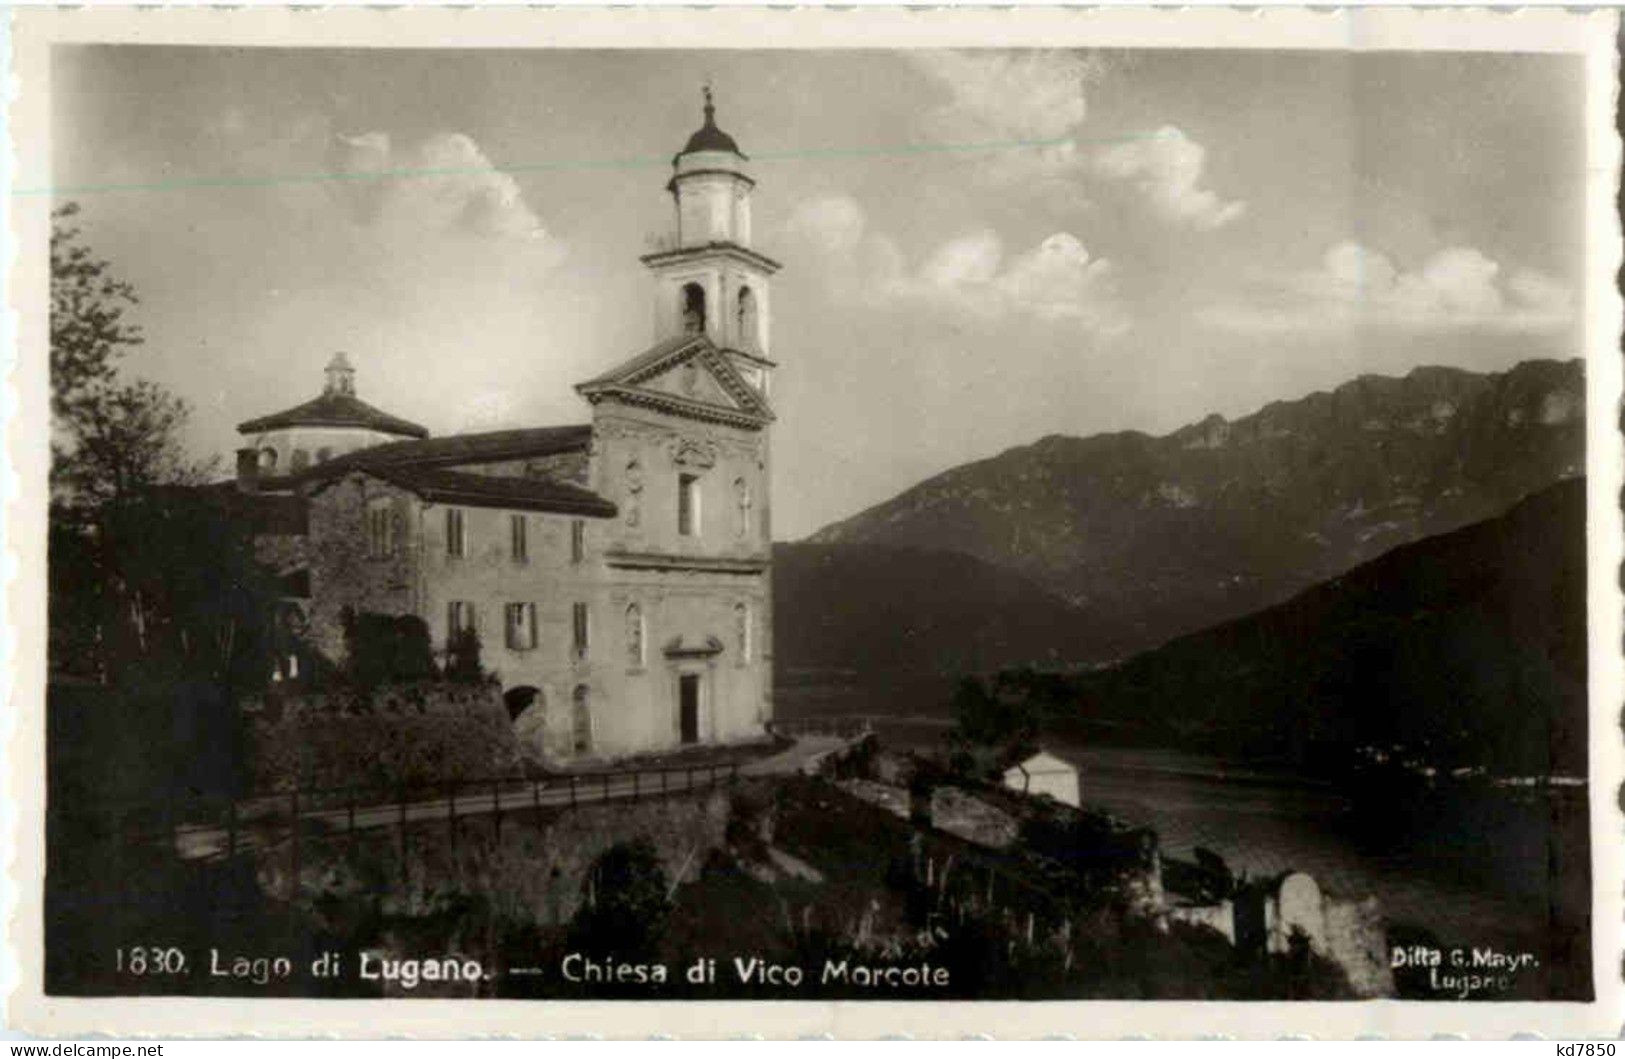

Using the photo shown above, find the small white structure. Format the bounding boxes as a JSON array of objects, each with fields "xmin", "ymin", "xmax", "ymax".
[{"xmin": 1002, "ymin": 750, "xmax": 1080, "ymax": 808}]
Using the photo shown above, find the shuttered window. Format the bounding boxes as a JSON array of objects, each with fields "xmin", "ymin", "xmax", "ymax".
[
  {"xmin": 505, "ymin": 603, "xmax": 537, "ymax": 650},
  {"xmin": 446, "ymin": 508, "xmax": 466, "ymax": 558},
  {"xmin": 510, "ymin": 514, "xmax": 528, "ymax": 562},
  {"xmin": 572, "ymin": 602, "xmax": 590, "ymax": 661},
  {"xmin": 447, "ymin": 600, "xmax": 476, "ymax": 640},
  {"xmin": 367, "ymin": 501, "xmax": 396, "ymax": 559}
]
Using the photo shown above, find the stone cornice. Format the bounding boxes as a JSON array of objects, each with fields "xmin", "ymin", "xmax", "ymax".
[
  {"xmin": 604, "ymin": 550, "xmax": 769, "ymax": 575},
  {"xmin": 639, "ymin": 241, "xmax": 782, "ymax": 275},
  {"xmin": 720, "ymin": 345, "xmax": 779, "ymax": 369},
  {"xmin": 581, "ymin": 385, "xmax": 773, "ymax": 430}
]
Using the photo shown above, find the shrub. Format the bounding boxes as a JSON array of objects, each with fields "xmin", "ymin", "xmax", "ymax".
[
  {"xmin": 342, "ymin": 610, "xmax": 436, "ymax": 687},
  {"xmin": 567, "ymin": 840, "xmax": 672, "ymax": 959},
  {"xmin": 1017, "ymin": 807, "xmax": 1154, "ymax": 906},
  {"xmin": 444, "ymin": 625, "xmax": 485, "ymax": 684}
]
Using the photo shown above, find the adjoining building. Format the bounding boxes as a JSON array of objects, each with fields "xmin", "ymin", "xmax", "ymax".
[
  {"xmin": 234, "ymin": 90, "xmax": 779, "ymax": 762},
  {"xmin": 1002, "ymin": 751, "xmax": 1081, "ymax": 808}
]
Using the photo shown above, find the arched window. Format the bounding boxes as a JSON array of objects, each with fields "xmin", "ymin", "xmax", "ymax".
[
  {"xmin": 681, "ymin": 282, "xmax": 707, "ymax": 334},
  {"xmin": 571, "ymin": 685, "xmax": 593, "ymax": 755},
  {"xmin": 736, "ymin": 286, "xmax": 758, "ymax": 350},
  {"xmin": 290, "ymin": 448, "xmax": 310, "ymax": 473},
  {"xmin": 734, "ymin": 477, "xmax": 752, "ymax": 539},
  {"xmin": 259, "ymin": 448, "xmax": 278, "ymax": 472},
  {"xmin": 503, "ymin": 686, "xmax": 542, "ymax": 723},
  {"xmin": 626, "ymin": 603, "xmax": 645, "ymax": 668},
  {"xmin": 735, "ymin": 602, "xmax": 752, "ymax": 663}
]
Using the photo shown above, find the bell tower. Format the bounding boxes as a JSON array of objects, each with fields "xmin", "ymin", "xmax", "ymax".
[{"xmin": 642, "ymin": 87, "xmax": 781, "ymax": 394}]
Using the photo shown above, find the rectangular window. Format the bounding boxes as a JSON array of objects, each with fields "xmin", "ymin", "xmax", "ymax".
[
  {"xmin": 572, "ymin": 602, "xmax": 590, "ymax": 661},
  {"xmin": 510, "ymin": 514, "xmax": 528, "ymax": 562},
  {"xmin": 505, "ymin": 602, "xmax": 538, "ymax": 651},
  {"xmin": 446, "ymin": 600, "xmax": 476, "ymax": 641},
  {"xmin": 367, "ymin": 500, "xmax": 395, "ymax": 559},
  {"xmin": 678, "ymin": 473, "xmax": 699, "ymax": 537},
  {"xmin": 446, "ymin": 508, "xmax": 466, "ymax": 558},
  {"xmin": 570, "ymin": 519, "xmax": 586, "ymax": 564}
]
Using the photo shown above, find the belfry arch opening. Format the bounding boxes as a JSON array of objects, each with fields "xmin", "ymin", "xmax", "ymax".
[
  {"xmin": 682, "ymin": 283, "xmax": 707, "ymax": 335},
  {"xmin": 735, "ymin": 286, "xmax": 758, "ymax": 350}
]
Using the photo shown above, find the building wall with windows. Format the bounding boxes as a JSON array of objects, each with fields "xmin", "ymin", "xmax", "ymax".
[
  {"xmin": 300, "ymin": 424, "xmax": 773, "ymax": 763},
  {"xmin": 288, "ymin": 93, "xmax": 778, "ymax": 765},
  {"xmin": 414, "ymin": 500, "xmax": 612, "ymax": 759},
  {"xmin": 577, "ymin": 401, "xmax": 773, "ymax": 752},
  {"xmin": 304, "ymin": 473, "xmax": 423, "ymax": 663},
  {"xmin": 590, "ymin": 405, "xmax": 769, "ymax": 563}
]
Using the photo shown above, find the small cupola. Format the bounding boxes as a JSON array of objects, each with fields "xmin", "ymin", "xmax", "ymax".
[{"xmin": 324, "ymin": 351, "xmax": 357, "ymax": 397}]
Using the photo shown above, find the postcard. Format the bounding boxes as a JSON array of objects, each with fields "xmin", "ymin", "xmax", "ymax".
[{"xmin": 5, "ymin": 6, "xmax": 1621, "ymax": 1039}]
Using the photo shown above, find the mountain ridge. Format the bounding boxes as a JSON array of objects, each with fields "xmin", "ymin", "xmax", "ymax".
[
  {"xmin": 802, "ymin": 357, "xmax": 1583, "ymax": 662},
  {"xmin": 1043, "ymin": 477, "xmax": 1588, "ymax": 776}
]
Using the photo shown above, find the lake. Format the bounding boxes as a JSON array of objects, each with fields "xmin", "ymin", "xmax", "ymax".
[{"xmin": 776, "ymin": 680, "xmax": 1594, "ymax": 999}]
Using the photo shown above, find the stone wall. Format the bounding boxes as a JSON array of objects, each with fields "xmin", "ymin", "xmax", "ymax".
[
  {"xmin": 305, "ymin": 473, "xmax": 422, "ymax": 662},
  {"xmin": 261, "ymin": 784, "xmax": 736, "ymax": 929},
  {"xmin": 1219, "ymin": 872, "xmax": 1394, "ymax": 998},
  {"xmin": 249, "ymin": 680, "xmax": 524, "ymax": 794},
  {"xmin": 1323, "ymin": 895, "xmax": 1393, "ymax": 998}
]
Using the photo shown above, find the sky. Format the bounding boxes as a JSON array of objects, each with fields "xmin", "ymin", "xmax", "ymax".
[{"xmin": 51, "ymin": 46, "xmax": 1587, "ymax": 539}]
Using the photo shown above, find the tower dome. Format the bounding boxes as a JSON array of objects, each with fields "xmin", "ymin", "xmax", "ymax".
[{"xmin": 676, "ymin": 86, "xmax": 745, "ymax": 160}]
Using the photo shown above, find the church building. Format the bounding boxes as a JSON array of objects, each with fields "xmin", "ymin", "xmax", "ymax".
[{"xmin": 235, "ymin": 92, "xmax": 779, "ymax": 762}]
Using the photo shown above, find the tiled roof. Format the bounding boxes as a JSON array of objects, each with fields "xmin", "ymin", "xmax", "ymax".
[
  {"xmin": 237, "ymin": 392, "xmax": 429, "ymax": 438},
  {"xmin": 364, "ymin": 465, "xmax": 617, "ymax": 518},
  {"xmin": 293, "ymin": 425, "xmax": 609, "ymax": 516},
  {"xmin": 300, "ymin": 425, "xmax": 593, "ymax": 477}
]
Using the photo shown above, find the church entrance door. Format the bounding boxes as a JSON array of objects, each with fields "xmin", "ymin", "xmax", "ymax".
[{"xmin": 679, "ymin": 674, "xmax": 701, "ymax": 744}]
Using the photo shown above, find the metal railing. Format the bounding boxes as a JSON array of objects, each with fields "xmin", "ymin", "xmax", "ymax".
[
  {"xmin": 83, "ymin": 760, "xmax": 745, "ymax": 871},
  {"xmin": 767, "ymin": 715, "xmax": 875, "ymax": 741}
]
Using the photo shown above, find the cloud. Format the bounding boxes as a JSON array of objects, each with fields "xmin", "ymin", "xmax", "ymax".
[
  {"xmin": 784, "ymin": 196, "xmax": 1127, "ymax": 333},
  {"xmin": 784, "ymin": 195, "xmax": 868, "ymax": 256},
  {"xmin": 1091, "ymin": 127, "xmax": 1246, "ymax": 231},
  {"xmin": 332, "ymin": 130, "xmax": 557, "ymax": 247},
  {"xmin": 906, "ymin": 50, "xmax": 1102, "ymax": 192},
  {"xmin": 1203, "ymin": 241, "xmax": 1574, "ymax": 334},
  {"xmin": 908, "ymin": 54, "xmax": 1242, "ymax": 232},
  {"xmin": 909, "ymin": 50, "xmax": 1098, "ymax": 144}
]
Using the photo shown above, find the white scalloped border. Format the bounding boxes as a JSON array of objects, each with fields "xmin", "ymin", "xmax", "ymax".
[{"xmin": 3, "ymin": 4, "xmax": 1620, "ymax": 1039}]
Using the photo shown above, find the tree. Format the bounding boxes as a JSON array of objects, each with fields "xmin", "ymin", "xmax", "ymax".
[
  {"xmin": 946, "ymin": 674, "xmax": 1043, "ymax": 780},
  {"xmin": 48, "ymin": 204, "xmax": 240, "ymax": 685},
  {"xmin": 50, "ymin": 202, "xmax": 210, "ymax": 513},
  {"xmin": 50, "ymin": 202, "xmax": 142, "ymax": 423},
  {"xmin": 444, "ymin": 624, "xmax": 486, "ymax": 683},
  {"xmin": 54, "ymin": 379, "xmax": 208, "ymax": 510}
]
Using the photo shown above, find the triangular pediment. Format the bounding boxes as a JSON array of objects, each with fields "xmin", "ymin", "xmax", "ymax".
[
  {"xmin": 575, "ymin": 334, "xmax": 773, "ymax": 427},
  {"xmin": 639, "ymin": 355, "xmax": 743, "ymax": 409}
]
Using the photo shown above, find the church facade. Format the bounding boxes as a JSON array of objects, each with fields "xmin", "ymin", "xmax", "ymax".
[{"xmin": 236, "ymin": 94, "xmax": 779, "ymax": 762}]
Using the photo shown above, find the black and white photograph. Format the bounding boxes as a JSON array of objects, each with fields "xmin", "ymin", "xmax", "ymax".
[{"xmin": 8, "ymin": 7, "xmax": 1622, "ymax": 1039}]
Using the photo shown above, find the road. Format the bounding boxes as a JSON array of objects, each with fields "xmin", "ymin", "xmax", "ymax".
[{"xmin": 173, "ymin": 734, "xmax": 853, "ymax": 861}]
